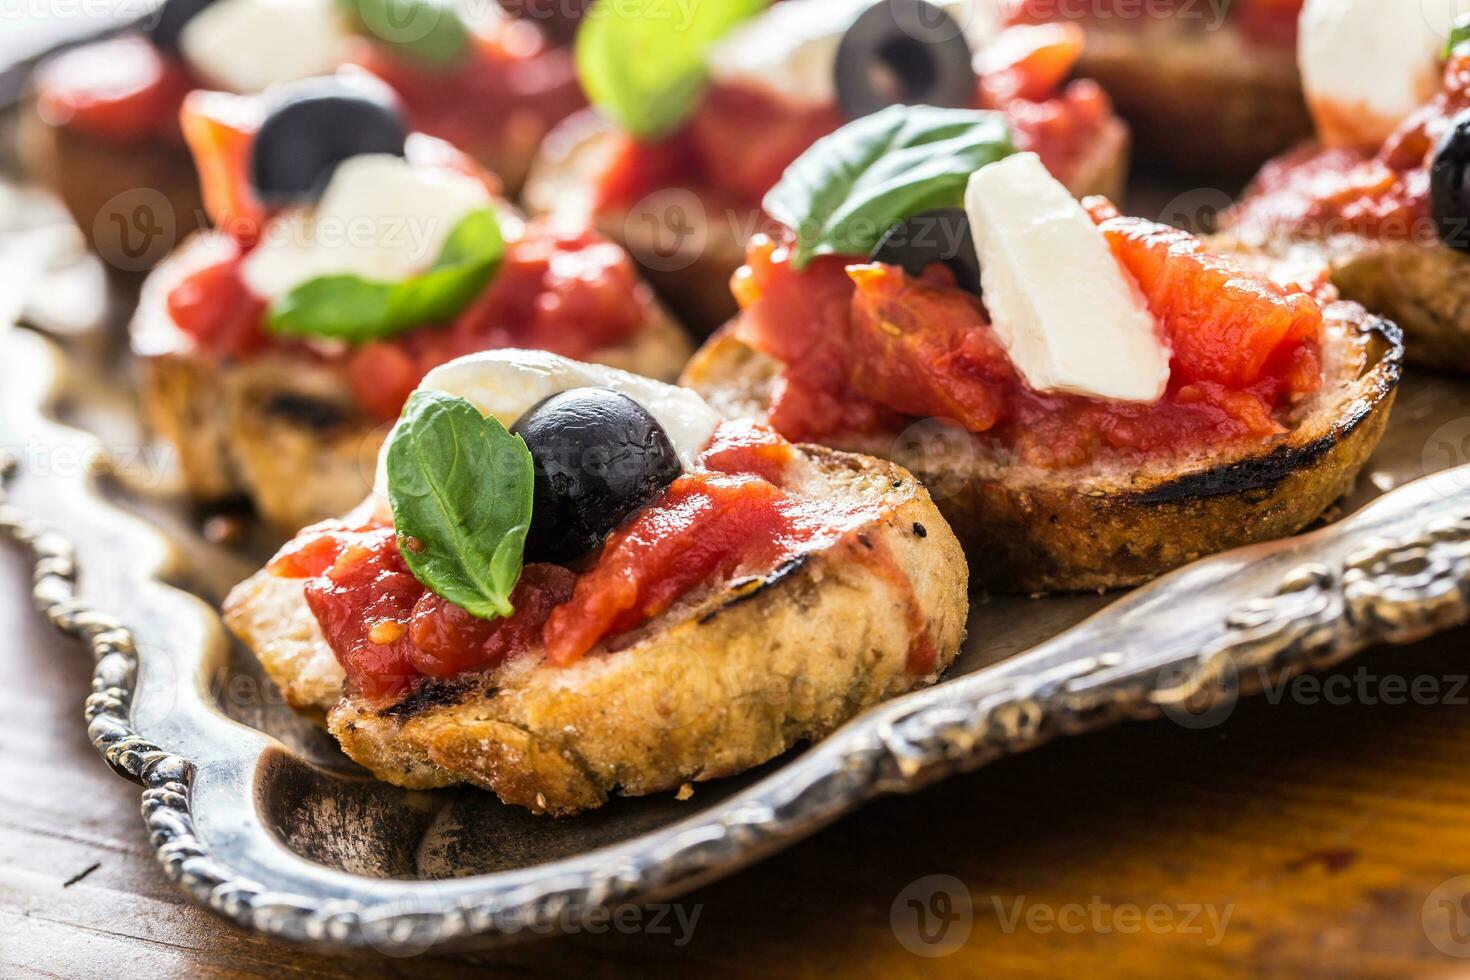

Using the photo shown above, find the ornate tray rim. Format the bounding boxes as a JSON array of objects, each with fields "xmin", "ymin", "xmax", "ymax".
[{"xmin": 6, "ymin": 315, "xmax": 1470, "ymax": 953}]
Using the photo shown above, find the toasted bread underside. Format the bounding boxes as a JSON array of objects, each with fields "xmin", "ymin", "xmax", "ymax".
[
  {"xmin": 20, "ymin": 102, "xmax": 205, "ymax": 274},
  {"xmin": 523, "ymin": 109, "xmax": 1130, "ymax": 336},
  {"xmin": 681, "ymin": 302, "xmax": 1402, "ymax": 593},
  {"xmin": 133, "ymin": 233, "xmax": 695, "ymax": 531},
  {"xmin": 224, "ymin": 446, "xmax": 970, "ymax": 815},
  {"xmin": 1076, "ymin": 19, "xmax": 1310, "ymax": 178}
]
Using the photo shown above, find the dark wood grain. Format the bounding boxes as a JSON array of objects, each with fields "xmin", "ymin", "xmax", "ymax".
[{"xmin": 9, "ymin": 544, "xmax": 1470, "ymax": 977}]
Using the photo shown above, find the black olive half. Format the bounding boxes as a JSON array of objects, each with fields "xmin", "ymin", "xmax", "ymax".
[
  {"xmin": 835, "ymin": 0, "xmax": 978, "ymax": 120},
  {"xmin": 144, "ymin": 0, "xmax": 220, "ymax": 52},
  {"xmin": 1432, "ymin": 108, "xmax": 1470, "ymax": 253},
  {"xmin": 870, "ymin": 207, "xmax": 981, "ymax": 295},
  {"xmin": 250, "ymin": 77, "xmax": 408, "ymax": 205},
  {"xmin": 511, "ymin": 388, "xmax": 682, "ymax": 564}
]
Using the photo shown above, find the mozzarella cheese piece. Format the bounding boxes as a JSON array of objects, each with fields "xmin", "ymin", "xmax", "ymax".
[
  {"xmin": 965, "ymin": 153, "xmax": 1169, "ymax": 403},
  {"xmin": 372, "ymin": 350, "xmax": 722, "ymax": 497},
  {"xmin": 241, "ymin": 154, "xmax": 493, "ymax": 302},
  {"xmin": 180, "ymin": 0, "xmax": 354, "ymax": 95},
  {"xmin": 1299, "ymin": 0, "xmax": 1468, "ymax": 149},
  {"xmin": 707, "ymin": 0, "xmax": 999, "ymax": 106}
]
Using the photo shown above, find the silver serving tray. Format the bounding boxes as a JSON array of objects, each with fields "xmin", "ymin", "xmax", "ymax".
[{"xmin": 5, "ymin": 181, "xmax": 1470, "ymax": 953}]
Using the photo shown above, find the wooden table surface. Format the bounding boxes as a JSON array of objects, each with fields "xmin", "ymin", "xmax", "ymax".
[{"xmin": 7, "ymin": 549, "xmax": 1470, "ymax": 978}]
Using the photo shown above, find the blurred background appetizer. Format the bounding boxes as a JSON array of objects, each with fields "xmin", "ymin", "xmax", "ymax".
[
  {"xmin": 133, "ymin": 76, "xmax": 689, "ymax": 530},
  {"xmin": 1004, "ymin": 0, "xmax": 1311, "ymax": 177},
  {"xmin": 23, "ymin": 0, "xmax": 583, "ymax": 265},
  {"xmin": 684, "ymin": 115, "xmax": 1401, "ymax": 591},
  {"xmin": 226, "ymin": 350, "xmax": 969, "ymax": 815},
  {"xmin": 526, "ymin": 0, "xmax": 1129, "ymax": 332}
]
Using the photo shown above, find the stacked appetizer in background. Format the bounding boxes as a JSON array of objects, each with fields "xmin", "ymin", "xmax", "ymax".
[
  {"xmin": 133, "ymin": 75, "xmax": 690, "ymax": 529},
  {"xmin": 23, "ymin": 0, "xmax": 583, "ymax": 257}
]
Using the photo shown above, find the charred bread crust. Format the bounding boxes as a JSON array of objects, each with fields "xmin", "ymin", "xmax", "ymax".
[
  {"xmin": 19, "ymin": 102, "xmax": 204, "ymax": 272},
  {"xmin": 133, "ymin": 232, "xmax": 695, "ymax": 530},
  {"xmin": 1073, "ymin": 19, "xmax": 1311, "ymax": 178},
  {"xmin": 681, "ymin": 303, "xmax": 1402, "ymax": 594},
  {"xmin": 224, "ymin": 447, "xmax": 969, "ymax": 815},
  {"xmin": 523, "ymin": 109, "xmax": 1130, "ymax": 337}
]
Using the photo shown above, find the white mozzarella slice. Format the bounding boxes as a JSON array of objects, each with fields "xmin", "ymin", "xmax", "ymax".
[
  {"xmin": 180, "ymin": 0, "xmax": 354, "ymax": 95},
  {"xmin": 965, "ymin": 152, "xmax": 1170, "ymax": 403},
  {"xmin": 241, "ymin": 153, "xmax": 493, "ymax": 302},
  {"xmin": 706, "ymin": 0, "xmax": 999, "ymax": 106},
  {"xmin": 1299, "ymin": 0, "xmax": 1470, "ymax": 149}
]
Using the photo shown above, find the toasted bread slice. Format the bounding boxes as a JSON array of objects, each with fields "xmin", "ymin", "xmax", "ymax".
[
  {"xmin": 523, "ymin": 109, "xmax": 1130, "ymax": 336},
  {"xmin": 682, "ymin": 300, "xmax": 1401, "ymax": 594},
  {"xmin": 1072, "ymin": 18, "xmax": 1310, "ymax": 178},
  {"xmin": 133, "ymin": 233, "xmax": 695, "ymax": 530},
  {"xmin": 19, "ymin": 102, "xmax": 205, "ymax": 274},
  {"xmin": 225, "ymin": 446, "xmax": 969, "ymax": 815}
]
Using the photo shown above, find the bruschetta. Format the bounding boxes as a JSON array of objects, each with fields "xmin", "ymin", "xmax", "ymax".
[
  {"xmin": 524, "ymin": 0, "xmax": 1130, "ymax": 334},
  {"xmin": 224, "ymin": 350, "xmax": 969, "ymax": 815},
  {"xmin": 1223, "ymin": 0, "xmax": 1470, "ymax": 371},
  {"xmin": 134, "ymin": 76, "xmax": 689, "ymax": 531},
  {"xmin": 682, "ymin": 119, "xmax": 1401, "ymax": 593},
  {"xmin": 22, "ymin": 0, "xmax": 582, "ymax": 264},
  {"xmin": 1004, "ymin": 0, "xmax": 1311, "ymax": 177}
]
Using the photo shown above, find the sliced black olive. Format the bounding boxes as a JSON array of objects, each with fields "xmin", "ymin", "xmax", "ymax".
[
  {"xmin": 144, "ymin": 0, "xmax": 220, "ymax": 52},
  {"xmin": 1432, "ymin": 108, "xmax": 1470, "ymax": 253},
  {"xmin": 835, "ymin": 0, "xmax": 978, "ymax": 120},
  {"xmin": 250, "ymin": 77, "xmax": 408, "ymax": 205},
  {"xmin": 511, "ymin": 388, "xmax": 682, "ymax": 564},
  {"xmin": 870, "ymin": 207, "xmax": 980, "ymax": 295}
]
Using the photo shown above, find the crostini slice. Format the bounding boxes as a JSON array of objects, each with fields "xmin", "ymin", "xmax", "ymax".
[
  {"xmin": 225, "ymin": 350, "xmax": 969, "ymax": 815},
  {"xmin": 1224, "ymin": 4, "xmax": 1470, "ymax": 371},
  {"xmin": 683, "ymin": 137, "xmax": 1402, "ymax": 593},
  {"xmin": 524, "ymin": 0, "xmax": 1129, "ymax": 334},
  {"xmin": 132, "ymin": 77, "xmax": 692, "ymax": 531}
]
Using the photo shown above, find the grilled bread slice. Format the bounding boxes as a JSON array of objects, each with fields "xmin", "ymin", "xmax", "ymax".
[
  {"xmin": 1071, "ymin": 17, "xmax": 1311, "ymax": 177},
  {"xmin": 682, "ymin": 299, "xmax": 1402, "ymax": 594},
  {"xmin": 134, "ymin": 233, "xmax": 694, "ymax": 530},
  {"xmin": 225, "ymin": 446, "xmax": 969, "ymax": 816},
  {"xmin": 522, "ymin": 109, "xmax": 1130, "ymax": 336}
]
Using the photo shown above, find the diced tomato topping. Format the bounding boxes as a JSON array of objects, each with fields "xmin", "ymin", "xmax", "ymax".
[
  {"xmin": 179, "ymin": 90, "xmax": 267, "ymax": 246},
  {"xmin": 731, "ymin": 205, "xmax": 1324, "ymax": 468},
  {"xmin": 34, "ymin": 36, "xmax": 192, "ymax": 145},
  {"xmin": 406, "ymin": 565, "xmax": 576, "ymax": 680},
  {"xmin": 167, "ymin": 219, "xmax": 647, "ymax": 417},
  {"xmin": 698, "ymin": 418, "xmax": 796, "ymax": 485},
  {"xmin": 979, "ymin": 22, "xmax": 1086, "ymax": 106},
  {"xmin": 541, "ymin": 472, "xmax": 794, "ymax": 666},
  {"xmin": 1083, "ymin": 198, "xmax": 1322, "ymax": 388},
  {"xmin": 846, "ymin": 263, "xmax": 1012, "ymax": 433},
  {"xmin": 165, "ymin": 250, "xmax": 270, "ymax": 358}
]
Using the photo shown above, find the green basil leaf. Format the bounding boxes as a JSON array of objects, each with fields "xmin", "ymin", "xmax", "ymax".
[
  {"xmin": 576, "ymin": 0, "xmax": 768, "ymax": 138},
  {"xmin": 387, "ymin": 390, "xmax": 535, "ymax": 620},
  {"xmin": 1448, "ymin": 13, "xmax": 1470, "ymax": 58},
  {"xmin": 339, "ymin": 0, "xmax": 472, "ymax": 68},
  {"xmin": 763, "ymin": 105, "xmax": 1016, "ymax": 269},
  {"xmin": 267, "ymin": 208, "xmax": 504, "ymax": 343}
]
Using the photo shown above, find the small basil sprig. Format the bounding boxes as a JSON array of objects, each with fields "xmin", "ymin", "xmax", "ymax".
[
  {"xmin": 763, "ymin": 105, "xmax": 1015, "ymax": 269},
  {"xmin": 576, "ymin": 0, "xmax": 767, "ymax": 138},
  {"xmin": 267, "ymin": 208, "xmax": 504, "ymax": 343},
  {"xmin": 1448, "ymin": 13, "xmax": 1470, "ymax": 57},
  {"xmin": 339, "ymin": 0, "xmax": 472, "ymax": 68},
  {"xmin": 387, "ymin": 390, "xmax": 535, "ymax": 620}
]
